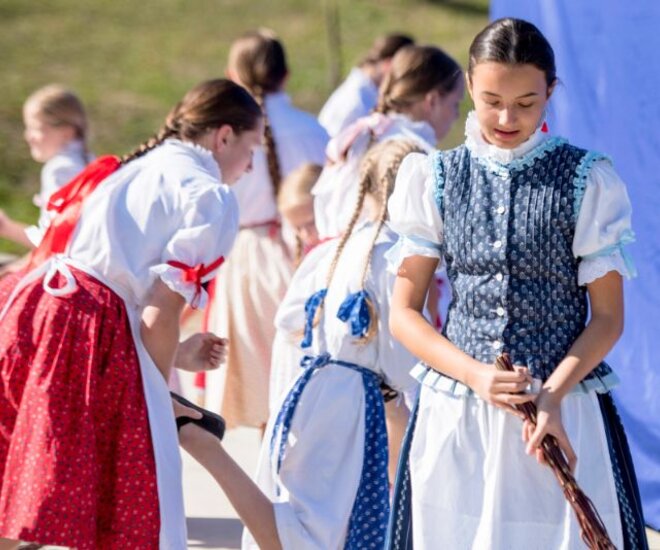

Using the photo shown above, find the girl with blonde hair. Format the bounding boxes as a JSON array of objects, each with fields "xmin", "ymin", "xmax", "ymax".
[
  {"xmin": 0, "ymin": 84, "xmax": 91, "ymax": 249},
  {"xmin": 179, "ymin": 139, "xmax": 424, "ymax": 550}
]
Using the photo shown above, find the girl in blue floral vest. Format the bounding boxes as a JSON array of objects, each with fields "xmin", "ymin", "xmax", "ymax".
[{"xmin": 386, "ymin": 17, "xmax": 647, "ymax": 550}]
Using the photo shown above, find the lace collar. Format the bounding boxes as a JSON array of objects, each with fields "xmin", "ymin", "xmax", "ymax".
[
  {"xmin": 166, "ymin": 139, "xmax": 222, "ymax": 182},
  {"xmin": 464, "ymin": 110, "xmax": 552, "ymax": 164}
]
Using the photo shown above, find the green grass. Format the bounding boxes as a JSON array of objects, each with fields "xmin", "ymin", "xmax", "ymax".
[{"xmin": 0, "ymin": 0, "xmax": 489, "ymax": 253}]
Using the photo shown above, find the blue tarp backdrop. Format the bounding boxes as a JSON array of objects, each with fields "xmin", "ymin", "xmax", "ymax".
[{"xmin": 490, "ymin": 0, "xmax": 660, "ymax": 530}]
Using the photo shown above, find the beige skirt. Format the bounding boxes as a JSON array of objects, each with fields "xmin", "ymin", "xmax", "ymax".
[{"xmin": 205, "ymin": 224, "xmax": 293, "ymax": 428}]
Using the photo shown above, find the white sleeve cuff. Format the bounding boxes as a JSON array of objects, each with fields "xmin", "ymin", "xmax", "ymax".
[
  {"xmin": 149, "ymin": 264, "xmax": 209, "ymax": 308},
  {"xmin": 578, "ymin": 251, "xmax": 635, "ymax": 286},
  {"xmin": 385, "ymin": 235, "xmax": 442, "ymax": 274}
]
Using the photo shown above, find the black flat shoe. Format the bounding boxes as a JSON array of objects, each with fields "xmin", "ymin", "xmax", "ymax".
[{"xmin": 171, "ymin": 391, "xmax": 226, "ymax": 442}]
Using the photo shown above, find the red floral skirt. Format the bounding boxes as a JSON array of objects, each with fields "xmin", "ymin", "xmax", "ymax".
[{"xmin": 0, "ymin": 268, "xmax": 160, "ymax": 549}]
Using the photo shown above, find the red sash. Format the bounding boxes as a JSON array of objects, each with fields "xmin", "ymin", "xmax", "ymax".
[{"xmin": 29, "ymin": 155, "xmax": 122, "ymax": 268}]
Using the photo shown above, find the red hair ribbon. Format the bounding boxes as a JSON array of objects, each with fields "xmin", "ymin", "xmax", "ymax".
[
  {"xmin": 167, "ymin": 255, "xmax": 225, "ymax": 309},
  {"xmin": 29, "ymin": 155, "xmax": 121, "ymax": 269}
]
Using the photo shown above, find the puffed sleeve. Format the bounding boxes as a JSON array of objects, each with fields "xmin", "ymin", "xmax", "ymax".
[
  {"xmin": 385, "ymin": 152, "xmax": 443, "ymax": 273},
  {"xmin": 149, "ymin": 183, "xmax": 239, "ymax": 308},
  {"xmin": 573, "ymin": 159, "xmax": 637, "ymax": 285}
]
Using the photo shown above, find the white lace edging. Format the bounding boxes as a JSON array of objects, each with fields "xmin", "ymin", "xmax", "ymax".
[
  {"xmin": 410, "ymin": 362, "xmax": 619, "ymax": 397},
  {"xmin": 578, "ymin": 252, "xmax": 634, "ymax": 286},
  {"xmin": 150, "ymin": 264, "xmax": 209, "ymax": 308},
  {"xmin": 385, "ymin": 235, "xmax": 442, "ymax": 274},
  {"xmin": 464, "ymin": 110, "xmax": 549, "ymax": 164}
]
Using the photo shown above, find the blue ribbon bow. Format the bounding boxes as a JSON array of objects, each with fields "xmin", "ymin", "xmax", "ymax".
[
  {"xmin": 337, "ymin": 290, "xmax": 372, "ymax": 339},
  {"xmin": 301, "ymin": 288, "xmax": 328, "ymax": 348}
]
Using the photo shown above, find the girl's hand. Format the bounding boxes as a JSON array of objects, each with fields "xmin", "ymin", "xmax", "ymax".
[
  {"xmin": 172, "ymin": 398, "xmax": 219, "ymax": 458},
  {"xmin": 467, "ymin": 363, "xmax": 535, "ymax": 419},
  {"xmin": 175, "ymin": 332, "xmax": 228, "ymax": 372},
  {"xmin": 522, "ymin": 390, "xmax": 577, "ymax": 472}
]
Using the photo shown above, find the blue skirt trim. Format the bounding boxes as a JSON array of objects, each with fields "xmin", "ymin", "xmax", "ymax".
[
  {"xmin": 385, "ymin": 390, "xmax": 420, "ymax": 550},
  {"xmin": 598, "ymin": 392, "xmax": 649, "ymax": 550}
]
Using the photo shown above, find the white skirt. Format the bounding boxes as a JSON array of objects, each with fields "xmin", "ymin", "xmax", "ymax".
[{"xmin": 410, "ymin": 386, "xmax": 624, "ymax": 550}]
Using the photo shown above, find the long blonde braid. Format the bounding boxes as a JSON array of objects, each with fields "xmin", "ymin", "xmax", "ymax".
[{"xmin": 351, "ymin": 139, "xmax": 426, "ymax": 344}]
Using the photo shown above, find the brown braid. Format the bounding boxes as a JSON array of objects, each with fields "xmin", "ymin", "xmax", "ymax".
[
  {"xmin": 228, "ymin": 30, "xmax": 288, "ymax": 197},
  {"xmin": 118, "ymin": 79, "xmax": 261, "ymax": 167},
  {"xmin": 254, "ymin": 90, "xmax": 283, "ymax": 197},
  {"xmin": 120, "ymin": 124, "xmax": 178, "ymax": 165},
  {"xmin": 310, "ymin": 153, "xmax": 375, "ymax": 327}
]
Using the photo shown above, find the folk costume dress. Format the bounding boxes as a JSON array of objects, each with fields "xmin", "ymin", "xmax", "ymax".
[
  {"xmin": 318, "ymin": 68, "xmax": 379, "ymax": 138},
  {"xmin": 205, "ymin": 92, "xmax": 328, "ymax": 429},
  {"xmin": 271, "ymin": 113, "xmax": 437, "ymax": 408},
  {"xmin": 242, "ymin": 222, "xmax": 418, "ymax": 550},
  {"xmin": 385, "ymin": 112, "xmax": 647, "ymax": 550},
  {"xmin": 0, "ymin": 139, "xmax": 238, "ymax": 549}
]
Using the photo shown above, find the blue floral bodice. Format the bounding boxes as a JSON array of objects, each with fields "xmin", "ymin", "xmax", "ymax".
[{"xmin": 434, "ymin": 138, "xmax": 613, "ymax": 384}]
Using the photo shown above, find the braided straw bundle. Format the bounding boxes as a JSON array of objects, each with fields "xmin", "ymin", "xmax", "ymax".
[{"xmin": 495, "ymin": 353, "xmax": 616, "ymax": 550}]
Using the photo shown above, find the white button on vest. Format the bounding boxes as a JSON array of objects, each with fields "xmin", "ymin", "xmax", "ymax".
[
  {"xmin": 496, "ymin": 307, "xmax": 505, "ymax": 317},
  {"xmin": 492, "ymin": 340, "xmax": 503, "ymax": 349},
  {"xmin": 495, "ymin": 273, "xmax": 503, "ymax": 281},
  {"xmin": 496, "ymin": 205, "xmax": 506, "ymax": 214},
  {"xmin": 493, "ymin": 240, "xmax": 502, "ymax": 249}
]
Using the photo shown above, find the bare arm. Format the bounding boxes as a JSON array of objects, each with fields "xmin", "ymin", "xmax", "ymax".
[
  {"xmin": 389, "ymin": 256, "xmax": 533, "ymax": 416},
  {"xmin": 525, "ymin": 271, "xmax": 624, "ymax": 466},
  {"xmin": 140, "ymin": 279, "xmax": 186, "ymax": 381},
  {"xmin": 179, "ymin": 425, "xmax": 282, "ymax": 550},
  {"xmin": 0, "ymin": 209, "xmax": 33, "ymax": 248}
]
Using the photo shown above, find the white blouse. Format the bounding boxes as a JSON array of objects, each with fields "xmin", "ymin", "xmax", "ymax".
[
  {"xmin": 231, "ymin": 92, "xmax": 328, "ymax": 226},
  {"xmin": 242, "ymin": 223, "xmax": 418, "ymax": 550},
  {"xmin": 314, "ymin": 112, "xmax": 437, "ymax": 239},
  {"xmin": 387, "ymin": 112, "xmax": 636, "ymax": 286},
  {"xmin": 318, "ymin": 68, "xmax": 379, "ymax": 138},
  {"xmin": 66, "ymin": 139, "xmax": 238, "ymax": 308}
]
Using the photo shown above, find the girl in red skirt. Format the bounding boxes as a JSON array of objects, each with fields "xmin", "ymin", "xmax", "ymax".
[{"xmin": 0, "ymin": 79, "xmax": 263, "ymax": 550}]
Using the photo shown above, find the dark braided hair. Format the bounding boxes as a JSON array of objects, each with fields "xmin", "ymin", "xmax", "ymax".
[
  {"xmin": 228, "ymin": 29, "xmax": 287, "ymax": 196},
  {"xmin": 121, "ymin": 78, "xmax": 262, "ymax": 165}
]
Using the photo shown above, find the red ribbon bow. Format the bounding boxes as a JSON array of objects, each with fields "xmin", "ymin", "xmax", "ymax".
[
  {"xmin": 29, "ymin": 155, "xmax": 122, "ymax": 269},
  {"xmin": 167, "ymin": 256, "xmax": 225, "ymax": 309}
]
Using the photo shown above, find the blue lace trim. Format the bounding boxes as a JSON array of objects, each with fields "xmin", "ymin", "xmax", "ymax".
[
  {"xmin": 573, "ymin": 151, "xmax": 611, "ymax": 221},
  {"xmin": 472, "ymin": 136, "xmax": 568, "ymax": 179},
  {"xmin": 432, "ymin": 151, "xmax": 446, "ymax": 215}
]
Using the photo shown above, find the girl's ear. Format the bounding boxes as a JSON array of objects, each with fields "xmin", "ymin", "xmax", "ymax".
[
  {"xmin": 465, "ymin": 72, "xmax": 474, "ymax": 101},
  {"xmin": 546, "ymin": 78, "xmax": 557, "ymax": 100},
  {"xmin": 214, "ymin": 125, "xmax": 234, "ymax": 151}
]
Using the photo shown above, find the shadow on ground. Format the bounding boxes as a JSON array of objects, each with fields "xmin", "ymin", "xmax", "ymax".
[{"xmin": 187, "ymin": 517, "xmax": 244, "ymax": 549}]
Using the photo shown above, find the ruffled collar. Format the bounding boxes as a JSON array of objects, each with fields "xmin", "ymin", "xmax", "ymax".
[
  {"xmin": 165, "ymin": 139, "xmax": 223, "ymax": 182},
  {"xmin": 464, "ymin": 110, "xmax": 549, "ymax": 164}
]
